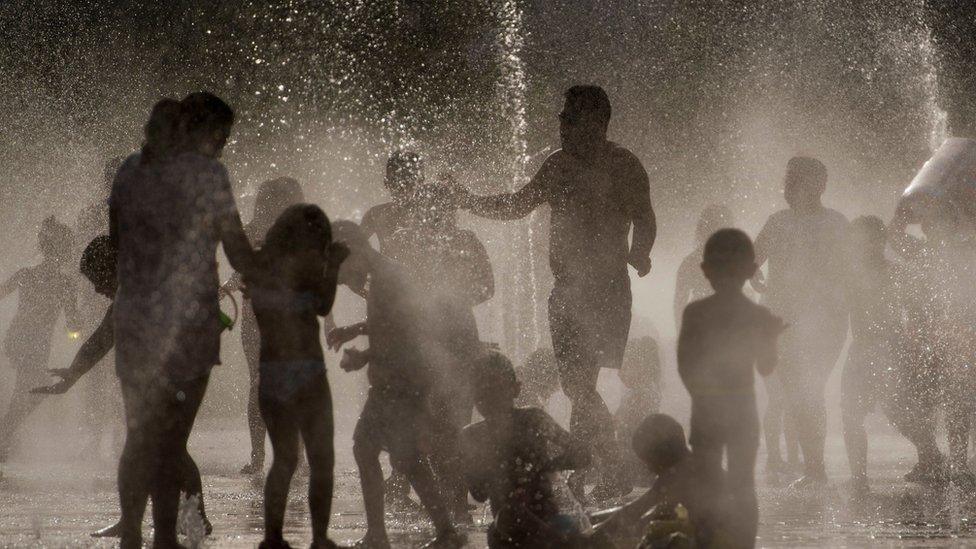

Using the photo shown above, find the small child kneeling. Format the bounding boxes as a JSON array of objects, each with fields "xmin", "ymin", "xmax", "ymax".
[{"xmin": 461, "ymin": 350, "xmax": 591, "ymax": 549}]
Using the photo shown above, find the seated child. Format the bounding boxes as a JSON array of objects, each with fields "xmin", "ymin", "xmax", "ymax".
[
  {"xmin": 32, "ymin": 235, "xmax": 212, "ymax": 538},
  {"xmin": 460, "ymin": 350, "xmax": 591, "ymax": 549},
  {"xmin": 331, "ymin": 220, "xmax": 465, "ymax": 549},
  {"xmin": 678, "ymin": 228, "xmax": 784, "ymax": 548},
  {"xmin": 245, "ymin": 204, "xmax": 346, "ymax": 549},
  {"xmin": 589, "ymin": 414, "xmax": 720, "ymax": 549},
  {"xmin": 515, "ymin": 347, "xmax": 560, "ymax": 409},
  {"xmin": 616, "ymin": 336, "xmax": 662, "ymax": 486}
]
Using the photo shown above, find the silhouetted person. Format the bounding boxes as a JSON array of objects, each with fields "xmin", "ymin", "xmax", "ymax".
[
  {"xmin": 392, "ymin": 181, "xmax": 494, "ymax": 521},
  {"xmin": 0, "ymin": 216, "xmax": 80, "ymax": 459},
  {"xmin": 460, "ymin": 350, "xmax": 590, "ymax": 549},
  {"xmin": 32, "ymin": 235, "xmax": 211, "ymax": 539},
  {"xmin": 679, "ymin": 228, "xmax": 784, "ymax": 548},
  {"xmin": 616, "ymin": 336, "xmax": 662, "ymax": 486},
  {"xmin": 245, "ymin": 204, "xmax": 346, "ymax": 549},
  {"xmin": 589, "ymin": 414, "xmax": 721, "ymax": 549},
  {"xmin": 888, "ymin": 202, "xmax": 975, "ymax": 481},
  {"xmin": 458, "ymin": 85, "xmax": 656, "ymax": 499},
  {"xmin": 753, "ymin": 157, "xmax": 849, "ymax": 488},
  {"xmin": 110, "ymin": 93, "xmax": 253, "ymax": 549},
  {"xmin": 223, "ymin": 176, "xmax": 305, "ymax": 475},
  {"xmin": 331, "ymin": 220, "xmax": 465, "ymax": 549},
  {"xmin": 840, "ymin": 216, "xmax": 901, "ymax": 497}
]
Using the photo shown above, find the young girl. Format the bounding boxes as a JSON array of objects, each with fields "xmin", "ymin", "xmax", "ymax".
[
  {"xmin": 246, "ymin": 204, "xmax": 346, "ymax": 549},
  {"xmin": 0, "ymin": 216, "xmax": 80, "ymax": 459}
]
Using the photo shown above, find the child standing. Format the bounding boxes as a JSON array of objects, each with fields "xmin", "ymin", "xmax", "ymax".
[
  {"xmin": 677, "ymin": 228, "xmax": 784, "ymax": 548},
  {"xmin": 460, "ymin": 350, "xmax": 590, "ymax": 549},
  {"xmin": 331, "ymin": 220, "xmax": 465, "ymax": 549},
  {"xmin": 246, "ymin": 204, "xmax": 346, "ymax": 549},
  {"xmin": 0, "ymin": 216, "xmax": 80, "ymax": 459}
]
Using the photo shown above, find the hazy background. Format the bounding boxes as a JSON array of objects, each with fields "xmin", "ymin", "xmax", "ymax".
[{"xmin": 2, "ymin": 0, "xmax": 975, "ymax": 461}]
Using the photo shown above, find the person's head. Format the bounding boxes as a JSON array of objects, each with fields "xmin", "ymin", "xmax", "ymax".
[
  {"xmin": 560, "ymin": 85, "xmax": 611, "ymax": 155},
  {"xmin": 473, "ymin": 350, "xmax": 520, "ymax": 419},
  {"xmin": 332, "ymin": 220, "xmax": 372, "ymax": 293},
  {"xmin": 101, "ymin": 155, "xmax": 126, "ymax": 195},
  {"xmin": 411, "ymin": 182, "xmax": 458, "ymax": 232},
  {"xmin": 385, "ymin": 151, "xmax": 424, "ymax": 203},
  {"xmin": 140, "ymin": 98, "xmax": 183, "ymax": 165},
  {"xmin": 253, "ymin": 177, "xmax": 304, "ymax": 229},
  {"xmin": 701, "ymin": 228, "xmax": 757, "ymax": 292},
  {"xmin": 38, "ymin": 216, "xmax": 74, "ymax": 266},
  {"xmin": 262, "ymin": 204, "xmax": 332, "ymax": 261},
  {"xmin": 695, "ymin": 204, "xmax": 734, "ymax": 246},
  {"xmin": 850, "ymin": 215, "xmax": 886, "ymax": 259},
  {"xmin": 783, "ymin": 156, "xmax": 827, "ymax": 211},
  {"xmin": 180, "ymin": 92, "xmax": 235, "ymax": 158},
  {"xmin": 80, "ymin": 235, "xmax": 117, "ymax": 297},
  {"xmin": 632, "ymin": 414, "xmax": 690, "ymax": 474}
]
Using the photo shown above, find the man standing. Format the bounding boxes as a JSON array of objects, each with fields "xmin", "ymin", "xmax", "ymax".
[
  {"xmin": 753, "ymin": 157, "xmax": 850, "ymax": 488},
  {"xmin": 460, "ymin": 85, "xmax": 656, "ymax": 499}
]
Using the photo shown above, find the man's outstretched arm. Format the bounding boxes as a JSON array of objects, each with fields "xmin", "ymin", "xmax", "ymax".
[{"xmin": 463, "ymin": 156, "xmax": 554, "ymax": 220}]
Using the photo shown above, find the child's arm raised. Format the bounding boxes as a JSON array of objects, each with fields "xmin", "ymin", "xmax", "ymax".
[
  {"xmin": 32, "ymin": 305, "xmax": 114, "ymax": 394},
  {"xmin": 0, "ymin": 269, "xmax": 23, "ymax": 301}
]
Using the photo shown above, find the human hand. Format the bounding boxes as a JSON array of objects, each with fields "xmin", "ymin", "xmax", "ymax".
[
  {"xmin": 340, "ymin": 347, "xmax": 368, "ymax": 372},
  {"xmin": 30, "ymin": 368, "xmax": 77, "ymax": 395},
  {"xmin": 628, "ymin": 252, "xmax": 652, "ymax": 277},
  {"xmin": 750, "ymin": 269, "xmax": 767, "ymax": 294},
  {"xmin": 327, "ymin": 325, "xmax": 360, "ymax": 351},
  {"xmin": 327, "ymin": 242, "xmax": 350, "ymax": 265}
]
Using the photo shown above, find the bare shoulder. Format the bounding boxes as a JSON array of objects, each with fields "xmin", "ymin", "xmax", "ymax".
[{"xmin": 608, "ymin": 142, "xmax": 644, "ymax": 167}]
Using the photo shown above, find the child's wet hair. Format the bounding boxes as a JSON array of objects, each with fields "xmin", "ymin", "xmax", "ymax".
[
  {"xmin": 80, "ymin": 235, "xmax": 116, "ymax": 288},
  {"xmin": 38, "ymin": 216, "xmax": 74, "ymax": 262},
  {"xmin": 632, "ymin": 413, "xmax": 688, "ymax": 467},
  {"xmin": 262, "ymin": 204, "xmax": 332, "ymax": 257},
  {"xmin": 474, "ymin": 349, "xmax": 518, "ymax": 392},
  {"xmin": 180, "ymin": 92, "xmax": 235, "ymax": 150},
  {"xmin": 703, "ymin": 228, "xmax": 755, "ymax": 271}
]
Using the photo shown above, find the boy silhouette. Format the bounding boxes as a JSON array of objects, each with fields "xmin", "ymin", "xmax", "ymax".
[{"xmin": 679, "ymin": 229, "xmax": 784, "ymax": 548}]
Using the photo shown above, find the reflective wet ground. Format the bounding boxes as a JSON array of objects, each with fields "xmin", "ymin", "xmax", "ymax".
[{"xmin": 2, "ymin": 427, "xmax": 975, "ymax": 547}]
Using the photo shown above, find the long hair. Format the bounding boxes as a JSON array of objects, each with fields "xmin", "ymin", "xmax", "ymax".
[
  {"xmin": 140, "ymin": 98, "xmax": 182, "ymax": 165},
  {"xmin": 261, "ymin": 204, "xmax": 332, "ymax": 261},
  {"xmin": 179, "ymin": 92, "xmax": 234, "ymax": 152}
]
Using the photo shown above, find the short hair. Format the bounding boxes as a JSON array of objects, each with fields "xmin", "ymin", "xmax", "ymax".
[
  {"xmin": 474, "ymin": 349, "xmax": 518, "ymax": 392},
  {"xmin": 786, "ymin": 156, "xmax": 827, "ymax": 191},
  {"xmin": 632, "ymin": 413, "xmax": 687, "ymax": 466},
  {"xmin": 262, "ymin": 204, "xmax": 332, "ymax": 257},
  {"xmin": 254, "ymin": 177, "xmax": 304, "ymax": 220},
  {"xmin": 80, "ymin": 235, "xmax": 116, "ymax": 288},
  {"xmin": 703, "ymin": 228, "xmax": 755, "ymax": 268},
  {"xmin": 180, "ymin": 92, "xmax": 235, "ymax": 146},
  {"xmin": 565, "ymin": 85, "xmax": 611, "ymax": 123}
]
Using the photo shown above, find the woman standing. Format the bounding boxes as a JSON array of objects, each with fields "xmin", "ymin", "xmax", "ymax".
[{"xmin": 110, "ymin": 92, "xmax": 253, "ymax": 549}]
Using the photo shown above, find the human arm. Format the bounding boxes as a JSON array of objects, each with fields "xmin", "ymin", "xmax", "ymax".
[
  {"xmin": 62, "ymin": 275, "xmax": 82, "ymax": 334},
  {"xmin": 750, "ymin": 218, "xmax": 775, "ymax": 293},
  {"xmin": 0, "ymin": 269, "xmax": 23, "ymax": 302},
  {"xmin": 535, "ymin": 409, "xmax": 591, "ymax": 472},
  {"xmin": 460, "ymin": 156, "xmax": 554, "ymax": 220},
  {"xmin": 455, "ymin": 232, "xmax": 495, "ymax": 306},
  {"xmin": 627, "ymin": 157, "xmax": 656, "ymax": 277},
  {"xmin": 755, "ymin": 311, "xmax": 785, "ymax": 377},
  {"xmin": 676, "ymin": 305, "xmax": 702, "ymax": 391},
  {"xmin": 214, "ymin": 167, "xmax": 255, "ymax": 275},
  {"xmin": 32, "ymin": 305, "xmax": 114, "ymax": 394},
  {"xmin": 673, "ymin": 256, "xmax": 694, "ymax": 325},
  {"xmin": 327, "ymin": 321, "xmax": 368, "ymax": 351},
  {"xmin": 340, "ymin": 347, "xmax": 371, "ymax": 372},
  {"xmin": 311, "ymin": 243, "xmax": 349, "ymax": 317}
]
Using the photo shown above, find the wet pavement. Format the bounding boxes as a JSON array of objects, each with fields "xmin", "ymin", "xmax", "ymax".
[{"xmin": 2, "ymin": 426, "xmax": 975, "ymax": 548}]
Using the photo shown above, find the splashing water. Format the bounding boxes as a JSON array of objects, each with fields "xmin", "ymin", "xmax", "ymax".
[{"xmin": 494, "ymin": 0, "xmax": 540, "ymax": 361}]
